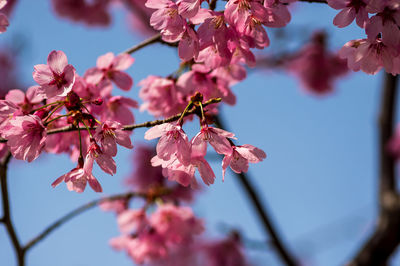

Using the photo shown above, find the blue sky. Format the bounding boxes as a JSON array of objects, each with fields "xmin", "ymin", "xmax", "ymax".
[{"xmin": 0, "ymin": 1, "xmax": 396, "ymax": 266}]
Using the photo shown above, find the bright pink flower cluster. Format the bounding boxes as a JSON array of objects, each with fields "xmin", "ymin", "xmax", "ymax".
[
  {"xmin": 109, "ymin": 204, "xmax": 204, "ymax": 264},
  {"xmin": 0, "ymin": 50, "xmax": 136, "ymax": 193},
  {"xmin": 145, "ymin": 0, "xmax": 295, "ymax": 67},
  {"xmin": 330, "ymin": 0, "xmax": 400, "ymax": 75},
  {"xmin": 145, "ymin": 119, "xmax": 266, "ymax": 187}
]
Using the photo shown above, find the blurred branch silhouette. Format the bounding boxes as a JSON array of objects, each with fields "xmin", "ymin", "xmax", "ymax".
[{"xmin": 349, "ymin": 74, "xmax": 400, "ymax": 265}]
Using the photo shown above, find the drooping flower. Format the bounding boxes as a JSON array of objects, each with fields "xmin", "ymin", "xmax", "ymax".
[
  {"xmin": 84, "ymin": 52, "xmax": 135, "ymax": 91},
  {"xmin": 94, "ymin": 121, "xmax": 133, "ymax": 157},
  {"xmin": 51, "ymin": 167, "xmax": 102, "ymax": 193},
  {"xmin": 2, "ymin": 115, "xmax": 46, "ymax": 162},
  {"xmin": 222, "ymin": 144, "xmax": 266, "ymax": 179},
  {"xmin": 33, "ymin": 50, "xmax": 76, "ymax": 98},
  {"xmin": 191, "ymin": 125, "xmax": 236, "ymax": 156},
  {"xmin": 84, "ymin": 141, "xmax": 117, "ymax": 176},
  {"xmin": 144, "ymin": 123, "xmax": 191, "ymax": 165}
]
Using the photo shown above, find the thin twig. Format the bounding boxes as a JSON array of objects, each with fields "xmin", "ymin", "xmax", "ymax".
[
  {"xmin": 349, "ymin": 74, "xmax": 399, "ymax": 266},
  {"xmin": 213, "ymin": 115, "xmax": 298, "ymax": 266},
  {"xmin": 23, "ymin": 191, "xmax": 156, "ymax": 252},
  {"xmin": 0, "ymin": 98, "xmax": 220, "ymax": 139},
  {"xmin": 0, "ymin": 152, "xmax": 25, "ymax": 266},
  {"xmin": 121, "ymin": 33, "xmax": 162, "ymax": 54}
]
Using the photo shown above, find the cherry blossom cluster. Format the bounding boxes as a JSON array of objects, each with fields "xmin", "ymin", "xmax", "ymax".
[
  {"xmin": 144, "ymin": 101, "xmax": 266, "ymax": 187},
  {"xmin": 329, "ymin": 0, "xmax": 400, "ymax": 75},
  {"xmin": 101, "ymin": 144, "xmax": 249, "ymax": 265},
  {"xmin": 0, "ymin": 50, "xmax": 137, "ymax": 193},
  {"xmin": 145, "ymin": 0, "xmax": 295, "ymax": 68}
]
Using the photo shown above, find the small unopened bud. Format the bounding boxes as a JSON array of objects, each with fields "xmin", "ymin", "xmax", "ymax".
[
  {"xmin": 190, "ymin": 92, "xmax": 203, "ymax": 103},
  {"xmin": 92, "ymin": 98, "xmax": 103, "ymax": 106},
  {"xmin": 65, "ymin": 91, "xmax": 81, "ymax": 111}
]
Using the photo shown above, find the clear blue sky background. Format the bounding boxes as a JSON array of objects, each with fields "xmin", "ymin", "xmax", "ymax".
[{"xmin": 0, "ymin": 1, "xmax": 397, "ymax": 266}]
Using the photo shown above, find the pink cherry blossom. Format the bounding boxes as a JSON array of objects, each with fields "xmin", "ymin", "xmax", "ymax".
[
  {"xmin": 5, "ymin": 86, "xmax": 45, "ymax": 114},
  {"xmin": 139, "ymin": 75, "xmax": 186, "ymax": 117},
  {"xmin": 2, "ymin": 115, "xmax": 46, "ymax": 162},
  {"xmin": 144, "ymin": 123, "xmax": 191, "ymax": 165},
  {"xmin": 150, "ymin": 204, "xmax": 204, "ymax": 244},
  {"xmin": 51, "ymin": 167, "xmax": 102, "ymax": 193},
  {"xmin": 84, "ymin": 52, "xmax": 135, "ymax": 91},
  {"xmin": 33, "ymin": 50, "xmax": 76, "ymax": 98},
  {"xmin": 117, "ymin": 209, "xmax": 147, "ymax": 233},
  {"xmin": 222, "ymin": 144, "xmax": 266, "ymax": 179},
  {"xmin": 224, "ymin": 0, "xmax": 267, "ymax": 33},
  {"xmin": 94, "ymin": 121, "xmax": 133, "ymax": 157},
  {"xmin": 51, "ymin": 0, "xmax": 112, "ymax": 26},
  {"xmin": 287, "ymin": 32, "xmax": 349, "ymax": 95},
  {"xmin": 263, "ymin": 0, "xmax": 295, "ymax": 28},
  {"xmin": 0, "ymin": 99, "xmax": 18, "ymax": 124},
  {"xmin": 101, "ymin": 96, "xmax": 138, "ymax": 125},
  {"xmin": 202, "ymin": 236, "xmax": 249, "ymax": 266},
  {"xmin": 339, "ymin": 37, "xmax": 397, "ymax": 74},
  {"xmin": 327, "ymin": 0, "xmax": 370, "ymax": 28},
  {"xmin": 191, "ymin": 125, "xmax": 236, "ymax": 156},
  {"xmin": 177, "ymin": 0, "xmax": 202, "ymax": 19},
  {"xmin": 84, "ymin": 141, "xmax": 116, "ymax": 176}
]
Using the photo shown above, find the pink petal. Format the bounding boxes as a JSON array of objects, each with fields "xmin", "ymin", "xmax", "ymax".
[
  {"xmin": 88, "ymin": 174, "xmax": 103, "ymax": 192},
  {"xmin": 33, "ymin": 64, "xmax": 53, "ymax": 85},
  {"xmin": 97, "ymin": 52, "xmax": 115, "ymax": 69},
  {"xmin": 333, "ymin": 7, "xmax": 356, "ymax": 28},
  {"xmin": 47, "ymin": 50, "xmax": 68, "ymax": 75},
  {"xmin": 196, "ymin": 158, "xmax": 215, "ymax": 185},
  {"xmin": 5, "ymin": 89, "xmax": 25, "ymax": 105},
  {"xmin": 111, "ymin": 71, "xmax": 133, "ymax": 91},
  {"xmin": 113, "ymin": 54, "xmax": 135, "ymax": 71}
]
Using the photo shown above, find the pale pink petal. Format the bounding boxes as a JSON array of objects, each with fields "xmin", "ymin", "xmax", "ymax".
[
  {"xmin": 111, "ymin": 71, "xmax": 133, "ymax": 91},
  {"xmin": 97, "ymin": 52, "xmax": 115, "ymax": 69},
  {"xmin": 196, "ymin": 158, "xmax": 215, "ymax": 185},
  {"xmin": 88, "ymin": 174, "xmax": 103, "ymax": 192},
  {"xmin": 113, "ymin": 54, "xmax": 135, "ymax": 71},
  {"xmin": 333, "ymin": 7, "xmax": 356, "ymax": 28},
  {"xmin": 33, "ymin": 64, "xmax": 53, "ymax": 85},
  {"xmin": 5, "ymin": 89, "xmax": 25, "ymax": 105},
  {"xmin": 47, "ymin": 50, "xmax": 68, "ymax": 75}
]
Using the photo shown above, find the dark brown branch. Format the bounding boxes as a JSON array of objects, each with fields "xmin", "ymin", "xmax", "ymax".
[
  {"xmin": 121, "ymin": 33, "xmax": 162, "ymax": 54},
  {"xmin": 0, "ymin": 152, "xmax": 25, "ymax": 266},
  {"xmin": 13, "ymin": 98, "xmax": 221, "ymax": 137},
  {"xmin": 349, "ymin": 74, "xmax": 400, "ymax": 266},
  {"xmin": 213, "ymin": 115, "xmax": 298, "ymax": 266},
  {"xmin": 23, "ymin": 191, "xmax": 160, "ymax": 252}
]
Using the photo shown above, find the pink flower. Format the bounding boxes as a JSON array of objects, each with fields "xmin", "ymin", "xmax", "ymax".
[
  {"xmin": 51, "ymin": 0, "xmax": 112, "ymax": 26},
  {"xmin": 94, "ymin": 121, "xmax": 133, "ymax": 157},
  {"xmin": 263, "ymin": 0, "xmax": 295, "ymax": 28},
  {"xmin": 84, "ymin": 52, "xmax": 135, "ymax": 91},
  {"xmin": 51, "ymin": 167, "xmax": 102, "ymax": 193},
  {"xmin": 0, "ymin": 0, "xmax": 9, "ymax": 33},
  {"xmin": 222, "ymin": 144, "xmax": 266, "ymax": 179},
  {"xmin": 33, "ymin": 50, "xmax": 76, "ymax": 98},
  {"xmin": 287, "ymin": 32, "xmax": 348, "ymax": 95},
  {"xmin": 191, "ymin": 125, "xmax": 236, "ymax": 156},
  {"xmin": 177, "ymin": 0, "xmax": 202, "ymax": 18},
  {"xmin": 5, "ymin": 86, "xmax": 45, "ymax": 114},
  {"xmin": 101, "ymin": 96, "xmax": 138, "ymax": 125},
  {"xmin": 327, "ymin": 0, "xmax": 369, "ymax": 28},
  {"xmin": 146, "ymin": 0, "xmax": 186, "ymax": 42},
  {"xmin": 224, "ymin": 0, "xmax": 267, "ymax": 33},
  {"xmin": 138, "ymin": 75, "xmax": 186, "ymax": 117},
  {"xmin": 2, "ymin": 115, "xmax": 46, "ymax": 162},
  {"xmin": 117, "ymin": 209, "xmax": 147, "ymax": 233},
  {"xmin": 0, "ymin": 99, "xmax": 18, "ymax": 124},
  {"xmin": 202, "ymin": 236, "xmax": 249, "ymax": 266},
  {"xmin": 124, "ymin": 231, "xmax": 168, "ymax": 264},
  {"xmin": 150, "ymin": 204, "xmax": 204, "ymax": 244},
  {"xmin": 145, "ymin": 123, "xmax": 191, "ymax": 165},
  {"xmin": 365, "ymin": 2, "xmax": 400, "ymax": 47},
  {"xmin": 339, "ymin": 37, "xmax": 397, "ymax": 74},
  {"xmin": 84, "ymin": 141, "xmax": 116, "ymax": 176}
]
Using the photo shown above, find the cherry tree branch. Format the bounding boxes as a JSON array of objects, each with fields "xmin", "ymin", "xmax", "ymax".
[
  {"xmin": 31, "ymin": 98, "xmax": 220, "ymax": 136},
  {"xmin": 23, "ymin": 191, "xmax": 163, "ymax": 252},
  {"xmin": 349, "ymin": 74, "xmax": 400, "ymax": 266},
  {"xmin": 122, "ymin": 33, "xmax": 162, "ymax": 54},
  {"xmin": 0, "ymin": 152, "xmax": 25, "ymax": 266},
  {"xmin": 213, "ymin": 115, "xmax": 298, "ymax": 266}
]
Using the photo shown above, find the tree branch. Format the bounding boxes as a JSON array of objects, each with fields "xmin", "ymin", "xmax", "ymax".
[
  {"xmin": 349, "ymin": 74, "xmax": 400, "ymax": 266},
  {"xmin": 121, "ymin": 33, "xmax": 162, "ymax": 55},
  {"xmin": 0, "ymin": 152, "xmax": 25, "ymax": 266},
  {"xmin": 213, "ymin": 115, "xmax": 298, "ymax": 266},
  {"xmin": 5, "ymin": 97, "xmax": 220, "ymax": 138},
  {"xmin": 23, "ymin": 191, "xmax": 160, "ymax": 252}
]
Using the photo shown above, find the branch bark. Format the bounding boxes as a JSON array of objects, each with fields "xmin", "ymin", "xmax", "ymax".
[
  {"xmin": 214, "ymin": 115, "xmax": 298, "ymax": 266},
  {"xmin": 0, "ymin": 152, "xmax": 25, "ymax": 266},
  {"xmin": 349, "ymin": 74, "xmax": 400, "ymax": 266}
]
